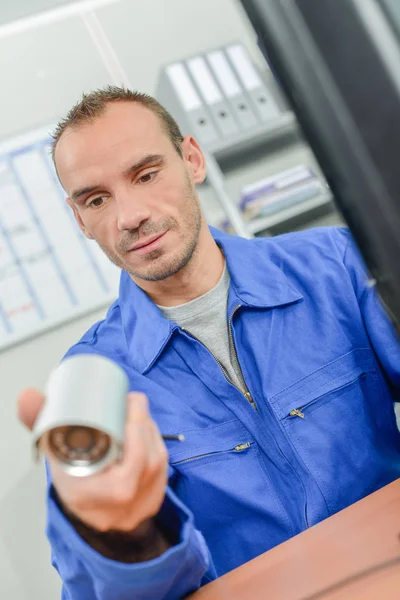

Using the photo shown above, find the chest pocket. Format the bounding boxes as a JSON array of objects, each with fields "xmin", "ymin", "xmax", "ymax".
[
  {"xmin": 165, "ymin": 418, "xmax": 296, "ymax": 575},
  {"xmin": 167, "ymin": 419, "xmax": 253, "ymax": 470},
  {"xmin": 268, "ymin": 348, "xmax": 396, "ymax": 515}
]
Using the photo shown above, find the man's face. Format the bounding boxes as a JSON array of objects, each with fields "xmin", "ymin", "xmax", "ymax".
[{"xmin": 55, "ymin": 102, "xmax": 205, "ymax": 281}]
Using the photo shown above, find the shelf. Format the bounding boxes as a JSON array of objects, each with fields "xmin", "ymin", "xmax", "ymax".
[
  {"xmin": 208, "ymin": 112, "xmax": 298, "ymax": 163},
  {"xmin": 246, "ymin": 191, "xmax": 334, "ymax": 235}
]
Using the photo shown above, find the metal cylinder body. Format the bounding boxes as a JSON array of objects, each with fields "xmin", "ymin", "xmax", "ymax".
[{"xmin": 32, "ymin": 354, "xmax": 129, "ymax": 476}]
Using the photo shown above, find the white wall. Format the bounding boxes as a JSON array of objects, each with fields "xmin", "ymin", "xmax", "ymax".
[{"xmin": 0, "ymin": 1, "xmax": 261, "ymax": 598}]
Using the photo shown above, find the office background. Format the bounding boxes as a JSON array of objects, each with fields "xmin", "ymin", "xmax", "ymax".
[{"xmin": 0, "ymin": 1, "xmax": 390, "ymax": 599}]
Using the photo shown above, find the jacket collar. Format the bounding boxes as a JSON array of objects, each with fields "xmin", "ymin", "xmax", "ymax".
[{"xmin": 119, "ymin": 227, "xmax": 302, "ymax": 374}]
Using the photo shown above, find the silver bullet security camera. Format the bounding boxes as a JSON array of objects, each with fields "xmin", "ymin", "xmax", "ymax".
[{"xmin": 32, "ymin": 354, "xmax": 129, "ymax": 477}]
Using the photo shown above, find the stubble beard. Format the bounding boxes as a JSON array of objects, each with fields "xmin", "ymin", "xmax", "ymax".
[{"xmin": 97, "ymin": 175, "xmax": 203, "ymax": 282}]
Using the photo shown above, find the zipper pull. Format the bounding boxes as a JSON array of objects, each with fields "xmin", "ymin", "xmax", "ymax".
[
  {"xmin": 234, "ymin": 442, "xmax": 251, "ymax": 452},
  {"xmin": 290, "ymin": 408, "xmax": 305, "ymax": 419},
  {"xmin": 244, "ymin": 392, "xmax": 258, "ymax": 411}
]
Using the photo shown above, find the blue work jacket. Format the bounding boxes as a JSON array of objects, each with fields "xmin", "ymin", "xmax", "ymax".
[{"xmin": 46, "ymin": 226, "xmax": 400, "ymax": 599}]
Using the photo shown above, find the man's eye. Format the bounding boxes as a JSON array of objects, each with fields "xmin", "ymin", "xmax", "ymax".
[
  {"xmin": 88, "ymin": 197, "xmax": 106, "ymax": 208},
  {"xmin": 138, "ymin": 172, "xmax": 157, "ymax": 184}
]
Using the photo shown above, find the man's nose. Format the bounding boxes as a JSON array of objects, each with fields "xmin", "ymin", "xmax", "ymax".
[{"xmin": 115, "ymin": 191, "xmax": 151, "ymax": 231}]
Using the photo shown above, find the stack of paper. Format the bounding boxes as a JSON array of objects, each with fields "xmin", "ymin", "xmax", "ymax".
[{"xmin": 239, "ymin": 165, "xmax": 324, "ymax": 221}]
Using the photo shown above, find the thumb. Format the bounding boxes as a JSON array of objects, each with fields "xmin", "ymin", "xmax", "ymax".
[
  {"xmin": 126, "ymin": 392, "xmax": 149, "ymax": 424},
  {"xmin": 17, "ymin": 388, "xmax": 44, "ymax": 431}
]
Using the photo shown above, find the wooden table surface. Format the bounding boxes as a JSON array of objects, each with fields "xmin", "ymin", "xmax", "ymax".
[{"xmin": 189, "ymin": 479, "xmax": 400, "ymax": 600}]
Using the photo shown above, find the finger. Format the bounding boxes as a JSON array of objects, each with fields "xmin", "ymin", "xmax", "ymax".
[
  {"xmin": 147, "ymin": 420, "xmax": 168, "ymax": 466},
  {"xmin": 126, "ymin": 392, "xmax": 149, "ymax": 424},
  {"xmin": 119, "ymin": 393, "xmax": 150, "ymax": 475},
  {"xmin": 113, "ymin": 411, "xmax": 162, "ymax": 489},
  {"xmin": 128, "ymin": 419, "xmax": 167, "ymax": 487},
  {"xmin": 135, "ymin": 420, "xmax": 162, "ymax": 470},
  {"xmin": 17, "ymin": 388, "xmax": 44, "ymax": 431},
  {"xmin": 143, "ymin": 423, "xmax": 168, "ymax": 488}
]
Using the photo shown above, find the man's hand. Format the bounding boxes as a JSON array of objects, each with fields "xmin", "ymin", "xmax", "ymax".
[{"xmin": 18, "ymin": 388, "xmax": 172, "ymax": 561}]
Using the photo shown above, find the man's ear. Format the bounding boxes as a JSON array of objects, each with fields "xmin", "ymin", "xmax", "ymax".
[
  {"xmin": 66, "ymin": 198, "xmax": 94, "ymax": 239},
  {"xmin": 181, "ymin": 135, "xmax": 206, "ymax": 185}
]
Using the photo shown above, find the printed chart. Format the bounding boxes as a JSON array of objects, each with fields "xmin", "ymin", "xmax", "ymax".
[{"xmin": 0, "ymin": 127, "xmax": 120, "ymax": 352}]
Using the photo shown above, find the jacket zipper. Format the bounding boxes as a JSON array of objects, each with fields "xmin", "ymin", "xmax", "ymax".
[
  {"xmin": 227, "ymin": 307, "xmax": 309, "ymax": 528},
  {"xmin": 183, "ymin": 313, "xmax": 309, "ymax": 528},
  {"xmin": 182, "ymin": 304, "xmax": 257, "ymax": 411},
  {"xmin": 288, "ymin": 374, "xmax": 365, "ymax": 419},
  {"xmin": 289, "ymin": 408, "xmax": 305, "ymax": 419},
  {"xmin": 173, "ymin": 442, "xmax": 252, "ymax": 465},
  {"xmin": 228, "ymin": 305, "xmax": 257, "ymax": 410}
]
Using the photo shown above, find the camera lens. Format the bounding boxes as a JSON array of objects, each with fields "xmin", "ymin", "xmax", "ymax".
[{"xmin": 48, "ymin": 426, "xmax": 111, "ymax": 466}]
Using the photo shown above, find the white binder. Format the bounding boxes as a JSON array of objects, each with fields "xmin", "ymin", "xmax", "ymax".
[
  {"xmin": 166, "ymin": 62, "xmax": 219, "ymax": 144},
  {"xmin": 226, "ymin": 44, "xmax": 281, "ymax": 123},
  {"xmin": 207, "ymin": 49, "xmax": 258, "ymax": 130},
  {"xmin": 186, "ymin": 56, "xmax": 239, "ymax": 138}
]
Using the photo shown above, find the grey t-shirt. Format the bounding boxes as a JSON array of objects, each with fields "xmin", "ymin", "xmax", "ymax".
[{"xmin": 157, "ymin": 265, "xmax": 245, "ymax": 392}]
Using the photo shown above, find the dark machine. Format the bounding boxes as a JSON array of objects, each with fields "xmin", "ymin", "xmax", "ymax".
[{"xmin": 240, "ymin": 0, "xmax": 400, "ymax": 332}]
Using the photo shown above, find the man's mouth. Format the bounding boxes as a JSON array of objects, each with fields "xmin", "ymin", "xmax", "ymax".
[{"xmin": 128, "ymin": 232, "xmax": 167, "ymax": 255}]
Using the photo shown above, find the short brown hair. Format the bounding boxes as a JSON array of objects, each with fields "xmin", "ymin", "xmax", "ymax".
[{"xmin": 51, "ymin": 85, "xmax": 184, "ymax": 162}]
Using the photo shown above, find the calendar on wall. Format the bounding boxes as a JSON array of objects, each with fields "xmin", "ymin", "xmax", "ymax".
[{"xmin": 0, "ymin": 126, "xmax": 121, "ymax": 352}]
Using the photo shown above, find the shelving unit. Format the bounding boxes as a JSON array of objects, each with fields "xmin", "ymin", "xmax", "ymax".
[
  {"xmin": 248, "ymin": 191, "xmax": 333, "ymax": 235},
  {"xmin": 156, "ymin": 42, "xmax": 337, "ymax": 238},
  {"xmin": 208, "ymin": 112, "xmax": 297, "ymax": 159}
]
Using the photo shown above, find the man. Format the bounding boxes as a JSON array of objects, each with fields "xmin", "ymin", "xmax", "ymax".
[{"xmin": 18, "ymin": 86, "xmax": 400, "ymax": 600}]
